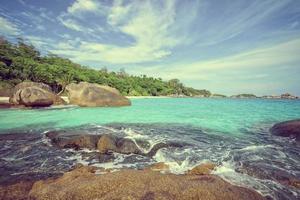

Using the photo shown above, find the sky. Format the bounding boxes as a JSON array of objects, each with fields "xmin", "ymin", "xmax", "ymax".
[{"xmin": 0, "ymin": 0, "xmax": 300, "ymax": 96}]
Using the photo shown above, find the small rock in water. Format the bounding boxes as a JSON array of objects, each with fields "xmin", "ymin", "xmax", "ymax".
[
  {"xmin": 187, "ymin": 162, "xmax": 216, "ymax": 175},
  {"xmin": 97, "ymin": 134, "xmax": 118, "ymax": 153}
]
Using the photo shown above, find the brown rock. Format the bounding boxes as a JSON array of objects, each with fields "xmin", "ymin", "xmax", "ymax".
[
  {"xmin": 270, "ymin": 119, "xmax": 300, "ymax": 142},
  {"xmin": 29, "ymin": 166, "xmax": 265, "ymax": 200},
  {"xmin": 9, "ymin": 81, "xmax": 66, "ymax": 106},
  {"xmin": 65, "ymin": 82, "xmax": 131, "ymax": 107},
  {"xmin": 147, "ymin": 162, "xmax": 170, "ymax": 172},
  {"xmin": 0, "ymin": 181, "xmax": 35, "ymax": 200},
  {"xmin": 97, "ymin": 134, "xmax": 117, "ymax": 153},
  {"xmin": 187, "ymin": 162, "xmax": 216, "ymax": 175},
  {"xmin": 290, "ymin": 179, "xmax": 300, "ymax": 189},
  {"xmin": 12, "ymin": 81, "xmax": 52, "ymax": 94},
  {"xmin": 116, "ymin": 138, "xmax": 142, "ymax": 154},
  {"xmin": 9, "ymin": 86, "xmax": 54, "ymax": 107}
]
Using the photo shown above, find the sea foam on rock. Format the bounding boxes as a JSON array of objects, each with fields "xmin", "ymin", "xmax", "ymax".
[
  {"xmin": 65, "ymin": 82, "xmax": 131, "ymax": 107},
  {"xmin": 46, "ymin": 130, "xmax": 187, "ymax": 158}
]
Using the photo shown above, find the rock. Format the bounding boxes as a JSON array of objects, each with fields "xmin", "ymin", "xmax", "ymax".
[
  {"xmin": 9, "ymin": 87, "xmax": 54, "ymax": 107},
  {"xmin": 29, "ymin": 166, "xmax": 265, "ymax": 200},
  {"xmin": 12, "ymin": 81, "xmax": 52, "ymax": 94},
  {"xmin": 289, "ymin": 179, "xmax": 300, "ymax": 189},
  {"xmin": 65, "ymin": 82, "xmax": 131, "ymax": 107},
  {"xmin": 0, "ymin": 181, "xmax": 35, "ymax": 200},
  {"xmin": 46, "ymin": 131, "xmax": 101, "ymax": 150},
  {"xmin": 97, "ymin": 134, "xmax": 118, "ymax": 153},
  {"xmin": 9, "ymin": 82, "xmax": 66, "ymax": 106},
  {"xmin": 147, "ymin": 162, "xmax": 170, "ymax": 172},
  {"xmin": 187, "ymin": 162, "xmax": 216, "ymax": 175},
  {"xmin": 116, "ymin": 138, "xmax": 142, "ymax": 154},
  {"xmin": 97, "ymin": 135, "xmax": 142, "ymax": 154},
  {"xmin": 270, "ymin": 120, "xmax": 300, "ymax": 142},
  {"xmin": 145, "ymin": 141, "xmax": 185, "ymax": 157}
]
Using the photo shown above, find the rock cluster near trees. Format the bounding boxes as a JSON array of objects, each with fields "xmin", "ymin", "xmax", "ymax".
[
  {"xmin": 65, "ymin": 82, "xmax": 131, "ymax": 107},
  {"xmin": 8, "ymin": 81, "xmax": 66, "ymax": 107},
  {"xmin": 1, "ymin": 81, "xmax": 131, "ymax": 108}
]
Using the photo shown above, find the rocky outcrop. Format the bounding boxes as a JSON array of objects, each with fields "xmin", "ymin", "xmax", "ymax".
[
  {"xmin": 46, "ymin": 131, "xmax": 186, "ymax": 158},
  {"xmin": 46, "ymin": 131, "xmax": 101, "ymax": 150},
  {"xmin": 187, "ymin": 162, "xmax": 216, "ymax": 175},
  {"xmin": 29, "ymin": 166, "xmax": 265, "ymax": 200},
  {"xmin": 65, "ymin": 82, "xmax": 131, "ymax": 107},
  {"xmin": 9, "ymin": 82, "xmax": 66, "ymax": 107},
  {"xmin": 270, "ymin": 119, "xmax": 300, "ymax": 142}
]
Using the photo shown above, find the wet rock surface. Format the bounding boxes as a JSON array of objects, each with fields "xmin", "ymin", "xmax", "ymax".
[
  {"xmin": 29, "ymin": 166, "xmax": 265, "ymax": 200},
  {"xmin": 270, "ymin": 119, "xmax": 300, "ymax": 142},
  {"xmin": 0, "ymin": 123, "xmax": 299, "ymax": 200},
  {"xmin": 46, "ymin": 130, "xmax": 101, "ymax": 150}
]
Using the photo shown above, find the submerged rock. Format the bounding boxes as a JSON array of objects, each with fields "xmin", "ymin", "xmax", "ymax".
[
  {"xmin": 29, "ymin": 166, "xmax": 265, "ymax": 200},
  {"xmin": 270, "ymin": 120, "xmax": 300, "ymax": 142},
  {"xmin": 187, "ymin": 162, "xmax": 216, "ymax": 175},
  {"xmin": 65, "ymin": 82, "xmax": 131, "ymax": 107}
]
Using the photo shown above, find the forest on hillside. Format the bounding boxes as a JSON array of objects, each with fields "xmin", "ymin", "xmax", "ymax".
[{"xmin": 0, "ymin": 37, "xmax": 211, "ymax": 97}]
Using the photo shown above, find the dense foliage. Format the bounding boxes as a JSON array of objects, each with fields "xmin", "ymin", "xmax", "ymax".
[{"xmin": 0, "ymin": 37, "xmax": 211, "ymax": 96}]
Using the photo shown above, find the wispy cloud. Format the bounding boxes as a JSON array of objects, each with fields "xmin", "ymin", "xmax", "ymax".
[
  {"xmin": 138, "ymin": 38, "xmax": 300, "ymax": 81},
  {"xmin": 0, "ymin": 16, "xmax": 20, "ymax": 36},
  {"xmin": 67, "ymin": 0, "xmax": 102, "ymax": 15},
  {"xmin": 54, "ymin": 0, "xmax": 185, "ymax": 64}
]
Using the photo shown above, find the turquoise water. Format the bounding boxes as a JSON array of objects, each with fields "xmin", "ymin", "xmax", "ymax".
[
  {"xmin": 1, "ymin": 98, "xmax": 300, "ymax": 199},
  {"xmin": 0, "ymin": 98, "xmax": 300, "ymax": 133}
]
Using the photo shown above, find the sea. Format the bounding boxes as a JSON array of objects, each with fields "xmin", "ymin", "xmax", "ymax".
[{"xmin": 0, "ymin": 98, "xmax": 299, "ymax": 200}]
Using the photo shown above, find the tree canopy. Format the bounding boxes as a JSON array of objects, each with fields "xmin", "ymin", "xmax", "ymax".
[{"xmin": 0, "ymin": 37, "xmax": 211, "ymax": 97}]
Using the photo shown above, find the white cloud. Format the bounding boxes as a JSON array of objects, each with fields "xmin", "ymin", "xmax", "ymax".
[
  {"xmin": 55, "ymin": 0, "xmax": 181, "ymax": 64},
  {"xmin": 0, "ymin": 16, "xmax": 20, "ymax": 36},
  {"xmin": 58, "ymin": 17, "xmax": 83, "ymax": 32},
  {"xmin": 67, "ymin": 0, "xmax": 101, "ymax": 15}
]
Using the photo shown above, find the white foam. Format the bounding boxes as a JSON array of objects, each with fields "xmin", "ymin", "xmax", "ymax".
[{"xmin": 240, "ymin": 144, "xmax": 275, "ymax": 151}]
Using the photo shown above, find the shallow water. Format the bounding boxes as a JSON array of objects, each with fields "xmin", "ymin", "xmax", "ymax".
[{"xmin": 0, "ymin": 98, "xmax": 300, "ymax": 199}]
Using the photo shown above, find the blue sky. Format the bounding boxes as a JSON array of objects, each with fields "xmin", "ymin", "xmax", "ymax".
[{"xmin": 0, "ymin": 0, "xmax": 300, "ymax": 95}]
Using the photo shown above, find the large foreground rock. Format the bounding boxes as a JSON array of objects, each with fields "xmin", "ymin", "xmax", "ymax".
[
  {"xmin": 66, "ymin": 82, "xmax": 131, "ymax": 107},
  {"xmin": 29, "ymin": 166, "xmax": 265, "ymax": 200},
  {"xmin": 270, "ymin": 119, "xmax": 300, "ymax": 142},
  {"xmin": 9, "ymin": 82, "xmax": 66, "ymax": 107}
]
